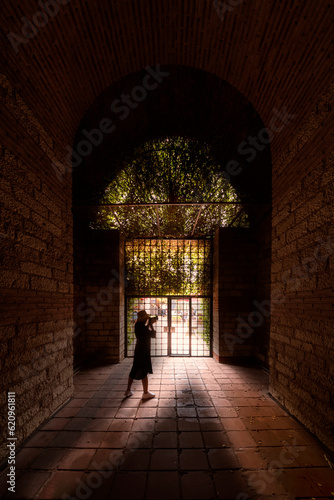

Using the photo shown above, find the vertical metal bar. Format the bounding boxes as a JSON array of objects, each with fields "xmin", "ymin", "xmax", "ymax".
[
  {"xmin": 191, "ymin": 205, "xmax": 203, "ymax": 236},
  {"xmin": 168, "ymin": 297, "xmax": 171, "ymax": 356},
  {"xmin": 125, "ymin": 295, "xmax": 128, "ymax": 358},
  {"xmin": 156, "ymin": 206, "xmax": 161, "ymax": 238},
  {"xmin": 189, "ymin": 297, "xmax": 192, "ymax": 356}
]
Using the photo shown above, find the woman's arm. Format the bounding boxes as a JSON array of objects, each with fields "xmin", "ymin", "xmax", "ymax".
[{"xmin": 147, "ymin": 322, "xmax": 156, "ymax": 338}]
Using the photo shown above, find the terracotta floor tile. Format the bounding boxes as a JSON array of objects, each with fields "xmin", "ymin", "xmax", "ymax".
[
  {"xmin": 304, "ymin": 467, "xmax": 334, "ymax": 496},
  {"xmin": 146, "ymin": 471, "xmax": 180, "ymax": 500},
  {"xmin": 110, "ymin": 472, "xmax": 146, "ymax": 500},
  {"xmin": 208, "ymin": 448, "xmax": 240, "ymax": 469},
  {"xmin": 55, "ymin": 406, "xmax": 80, "ymax": 418},
  {"xmin": 67, "ymin": 398, "xmax": 87, "ymax": 407},
  {"xmin": 226, "ymin": 430, "xmax": 257, "ymax": 448},
  {"xmin": 75, "ymin": 391, "xmax": 96, "ymax": 398},
  {"xmin": 179, "ymin": 431, "xmax": 204, "ymax": 448},
  {"xmin": 85, "ymin": 418, "xmax": 111, "ymax": 431},
  {"xmin": 2, "ymin": 357, "xmax": 332, "ymax": 500},
  {"xmin": 197, "ymin": 407, "xmax": 218, "ymax": 418},
  {"xmin": 75, "ymin": 406, "xmax": 99, "ymax": 418},
  {"xmin": 72, "ymin": 431, "xmax": 105, "ymax": 448},
  {"xmin": 108, "ymin": 418, "xmax": 133, "ymax": 431},
  {"xmin": 256, "ymin": 406, "xmax": 287, "ymax": 417},
  {"xmin": 119, "ymin": 449, "xmax": 150, "ymax": 470},
  {"xmin": 15, "ymin": 448, "xmax": 42, "ymax": 469},
  {"xmin": 132, "ymin": 418, "xmax": 155, "ymax": 432},
  {"xmin": 194, "ymin": 398, "xmax": 213, "ymax": 407},
  {"xmin": 155, "ymin": 418, "xmax": 177, "ymax": 431},
  {"xmin": 267, "ymin": 416, "xmax": 301, "ymax": 430},
  {"xmin": 63, "ymin": 417, "xmax": 92, "ymax": 431},
  {"xmin": 203, "ymin": 431, "xmax": 231, "ymax": 448},
  {"xmin": 294, "ymin": 445, "xmax": 330, "ymax": 467},
  {"xmin": 235, "ymin": 449, "xmax": 268, "ymax": 469},
  {"xmin": 79, "ymin": 471, "xmax": 115, "ymax": 500},
  {"xmin": 278, "ymin": 468, "xmax": 325, "ymax": 497},
  {"xmin": 136, "ymin": 407, "xmax": 157, "ymax": 418},
  {"xmin": 150, "ymin": 449, "xmax": 178, "ymax": 470},
  {"xmin": 157, "ymin": 407, "xmax": 177, "ymax": 418},
  {"xmin": 153, "ymin": 432, "xmax": 178, "ymax": 448},
  {"xmin": 25, "ymin": 431, "xmax": 59, "ymax": 448},
  {"xmin": 275, "ymin": 428, "xmax": 319, "ymax": 446},
  {"xmin": 259, "ymin": 445, "xmax": 304, "ymax": 469},
  {"xmin": 180, "ymin": 449, "xmax": 209, "ymax": 470},
  {"xmin": 244, "ymin": 470, "xmax": 291, "ymax": 496},
  {"xmin": 36, "ymin": 471, "xmax": 83, "ymax": 499},
  {"xmin": 178, "ymin": 418, "xmax": 201, "ymax": 431},
  {"xmin": 88, "ymin": 449, "xmax": 124, "ymax": 471},
  {"xmin": 115, "ymin": 407, "xmax": 138, "ymax": 419},
  {"xmin": 199, "ymin": 418, "xmax": 224, "ymax": 431},
  {"xmin": 140, "ymin": 397, "xmax": 159, "ymax": 407},
  {"xmin": 160, "ymin": 390, "xmax": 177, "ymax": 398},
  {"xmin": 214, "ymin": 470, "xmax": 251, "ymax": 499},
  {"xmin": 126, "ymin": 432, "xmax": 153, "ymax": 449},
  {"xmin": 57, "ymin": 449, "xmax": 96, "ymax": 470},
  {"xmin": 100, "ymin": 431, "xmax": 129, "ymax": 448},
  {"xmin": 176, "ymin": 397, "xmax": 194, "ymax": 407},
  {"xmin": 41, "ymin": 418, "xmax": 70, "ymax": 431},
  {"xmin": 84, "ymin": 398, "xmax": 105, "ymax": 408},
  {"xmin": 7, "ymin": 471, "xmax": 50, "ymax": 499},
  {"xmin": 95, "ymin": 407, "xmax": 117, "ymax": 418},
  {"xmin": 158, "ymin": 398, "xmax": 177, "ymax": 408},
  {"xmin": 237, "ymin": 407, "xmax": 260, "ymax": 417},
  {"xmin": 211, "ymin": 398, "xmax": 232, "ymax": 407},
  {"xmin": 31, "ymin": 448, "xmax": 67, "ymax": 470},
  {"xmin": 181, "ymin": 471, "xmax": 215, "ymax": 499},
  {"xmin": 221, "ymin": 417, "xmax": 247, "ymax": 431},
  {"xmin": 177, "ymin": 407, "xmax": 197, "ymax": 418}
]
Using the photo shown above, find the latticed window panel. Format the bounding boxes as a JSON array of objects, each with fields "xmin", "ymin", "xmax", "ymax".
[
  {"xmin": 127, "ymin": 297, "xmax": 168, "ymax": 356},
  {"xmin": 126, "ymin": 297, "xmax": 211, "ymax": 357},
  {"xmin": 125, "ymin": 239, "xmax": 212, "ymax": 296}
]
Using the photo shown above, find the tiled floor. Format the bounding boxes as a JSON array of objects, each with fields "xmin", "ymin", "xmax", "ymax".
[{"xmin": 1, "ymin": 357, "xmax": 333, "ymax": 499}]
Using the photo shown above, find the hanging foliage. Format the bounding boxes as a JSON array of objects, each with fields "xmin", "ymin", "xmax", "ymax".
[
  {"xmin": 125, "ymin": 239, "xmax": 212, "ymax": 296},
  {"xmin": 91, "ymin": 136, "xmax": 249, "ymax": 237}
]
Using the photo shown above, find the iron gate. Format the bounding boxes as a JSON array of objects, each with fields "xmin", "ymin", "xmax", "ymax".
[{"xmin": 125, "ymin": 239, "xmax": 212, "ymax": 357}]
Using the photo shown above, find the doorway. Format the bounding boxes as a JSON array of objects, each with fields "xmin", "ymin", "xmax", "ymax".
[{"xmin": 126, "ymin": 296, "xmax": 211, "ymax": 357}]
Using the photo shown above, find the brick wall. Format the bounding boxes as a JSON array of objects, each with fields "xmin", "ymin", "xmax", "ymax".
[
  {"xmin": 73, "ymin": 229, "xmax": 125, "ymax": 365},
  {"xmin": 0, "ymin": 75, "xmax": 74, "ymax": 461},
  {"xmin": 213, "ymin": 227, "xmax": 258, "ymax": 362},
  {"xmin": 253, "ymin": 213, "xmax": 272, "ymax": 366},
  {"xmin": 270, "ymin": 83, "xmax": 334, "ymax": 452}
]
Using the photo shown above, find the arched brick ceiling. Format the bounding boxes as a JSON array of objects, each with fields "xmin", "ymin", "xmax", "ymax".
[
  {"xmin": 72, "ymin": 66, "xmax": 272, "ymax": 205},
  {"xmin": 1, "ymin": 0, "xmax": 333, "ymax": 163}
]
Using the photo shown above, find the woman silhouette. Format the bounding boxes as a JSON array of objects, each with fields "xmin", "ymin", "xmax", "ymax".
[{"xmin": 125, "ymin": 310, "xmax": 157, "ymax": 399}]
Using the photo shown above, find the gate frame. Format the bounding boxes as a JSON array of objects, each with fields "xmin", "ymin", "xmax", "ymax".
[{"xmin": 125, "ymin": 295, "xmax": 213, "ymax": 358}]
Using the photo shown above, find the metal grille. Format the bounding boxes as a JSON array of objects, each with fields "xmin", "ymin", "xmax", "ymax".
[
  {"xmin": 125, "ymin": 239, "xmax": 212, "ymax": 296},
  {"xmin": 126, "ymin": 296, "xmax": 211, "ymax": 357},
  {"xmin": 190, "ymin": 298, "xmax": 211, "ymax": 356},
  {"xmin": 127, "ymin": 297, "xmax": 168, "ymax": 356}
]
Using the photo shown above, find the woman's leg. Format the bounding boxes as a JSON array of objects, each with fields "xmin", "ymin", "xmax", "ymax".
[
  {"xmin": 142, "ymin": 376, "xmax": 148, "ymax": 393},
  {"xmin": 127, "ymin": 376, "xmax": 134, "ymax": 391}
]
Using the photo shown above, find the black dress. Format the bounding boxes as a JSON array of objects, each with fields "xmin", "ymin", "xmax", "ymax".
[{"xmin": 129, "ymin": 322, "xmax": 153, "ymax": 380}]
